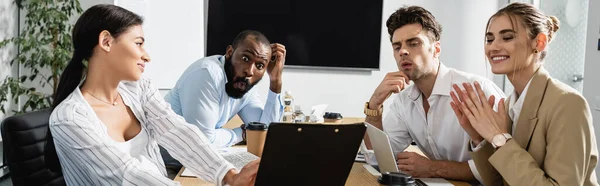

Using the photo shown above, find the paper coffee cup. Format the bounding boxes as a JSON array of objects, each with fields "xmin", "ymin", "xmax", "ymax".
[{"xmin": 246, "ymin": 122, "xmax": 268, "ymax": 157}]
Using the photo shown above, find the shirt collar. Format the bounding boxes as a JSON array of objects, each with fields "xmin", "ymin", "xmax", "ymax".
[
  {"xmin": 430, "ymin": 63, "xmax": 452, "ymax": 96},
  {"xmin": 218, "ymin": 55, "xmax": 229, "ymax": 84},
  {"xmin": 508, "ymin": 76, "xmax": 534, "ymax": 118},
  {"xmin": 406, "ymin": 85, "xmax": 421, "ymax": 101},
  {"xmin": 219, "ymin": 55, "xmax": 225, "ymax": 64},
  {"xmin": 406, "ymin": 63, "xmax": 452, "ymax": 101}
]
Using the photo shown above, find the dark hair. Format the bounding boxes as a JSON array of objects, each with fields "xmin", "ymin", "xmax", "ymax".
[
  {"xmin": 231, "ymin": 30, "xmax": 270, "ymax": 49},
  {"xmin": 46, "ymin": 4, "xmax": 143, "ymax": 172},
  {"xmin": 386, "ymin": 5, "xmax": 443, "ymax": 42},
  {"xmin": 487, "ymin": 2, "xmax": 560, "ymax": 61},
  {"xmin": 52, "ymin": 4, "xmax": 143, "ymax": 108}
]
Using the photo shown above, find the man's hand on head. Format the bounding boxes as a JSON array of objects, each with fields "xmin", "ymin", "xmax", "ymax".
[
  {"xmin": 267, "ymin": 43, "xmax": 285, "ymax": 93},
  {"xmin": 267, "ymin": 43, "xmax": 286, "ymax": 82}
]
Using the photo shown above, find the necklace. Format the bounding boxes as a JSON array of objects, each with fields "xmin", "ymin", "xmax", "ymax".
[{"xmin": 84, "ymin": 90, "xmax": 119, "ymax": 106}]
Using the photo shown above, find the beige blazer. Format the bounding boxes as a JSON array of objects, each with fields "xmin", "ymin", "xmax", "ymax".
[{"xmin": 471, "ymin": 67, "xmax": 598, "ymax": 186}]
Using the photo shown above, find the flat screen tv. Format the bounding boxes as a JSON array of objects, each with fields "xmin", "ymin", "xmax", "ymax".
[{"xmin": 206, "ymin": 0, "xmax": 384, "ymax": 70}]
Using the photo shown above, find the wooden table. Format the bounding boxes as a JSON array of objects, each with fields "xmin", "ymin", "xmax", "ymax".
[
  {"xmin": 223, "ymin": 116, "xmax": 366, "ymax": 129},
  {"xmin": 174, "ymin": 162, "xmax": 470, "ymax": 186},
  {"xmin": 182, "ymin": 118, "xmax": 470, "ymax": 185}
]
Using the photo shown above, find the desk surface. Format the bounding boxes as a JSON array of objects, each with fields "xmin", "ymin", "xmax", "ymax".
[
  {"xmin": 183, "ymin": 118, "xmax": 470, "ymax": 185},
  {"xmin": 223, "ymin": 116, "xmax": 366, "ymax": 129},
  {"xmin": 174, "ymin": 162, "xmax": 469, "ymax": 186},
  {"xmin": 173, "ymin": 145, "xmax": 468, "ymax": 186}
]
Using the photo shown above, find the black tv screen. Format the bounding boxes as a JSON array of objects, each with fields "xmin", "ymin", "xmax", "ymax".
[{"xmin": 206, "ymin": 0, "xmax": 383, "ymax": 70}]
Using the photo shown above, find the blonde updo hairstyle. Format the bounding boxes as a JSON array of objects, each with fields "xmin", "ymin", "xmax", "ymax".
[{"xmin": 486, "ymin": 2, "xmax": 560, "ymax": 62}]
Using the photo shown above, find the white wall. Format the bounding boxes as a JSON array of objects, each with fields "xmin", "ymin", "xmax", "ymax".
[
  {"xmin": 81, "ymin": 0, "xmax": 205, "ymax": 90},
  {"xmin": 3, "ymin": 0, "xmax": 506, "ymax": 119},
  {"xmin": 19, "ymin": 0, "xmax": 503, "ymax": 119},
  {"xmin": 249, "ymin": 0, "xmax": 503, "ymax": 117},
  {"xmin": 0, "ymin": 0, "xmax": 19, "ymax": 119},
  {"xmin": 80, "ymin": 0, "xmax": 114, "ymax": 11},
  {"xmin": 582, "ymin": 0, "xmax": 600, "ymax": 178},
  {"xmin": 130, "ymin": 0, "xmax": 205, "ymax": 90}
]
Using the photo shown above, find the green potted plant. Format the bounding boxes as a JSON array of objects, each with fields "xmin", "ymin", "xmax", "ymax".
[{"xmin": 0, "ymin": 0, "xmax": 82, "ymax": 115}]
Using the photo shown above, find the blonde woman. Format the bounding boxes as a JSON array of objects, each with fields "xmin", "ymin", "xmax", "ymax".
[{"xmin": 450, "ymin": 2, "xmax": 598, "ymax": 186}]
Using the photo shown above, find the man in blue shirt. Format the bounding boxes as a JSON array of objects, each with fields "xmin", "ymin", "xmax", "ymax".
[{"xmin": 161, "ymin": 30, "xmax": 285, "ymax": 166}]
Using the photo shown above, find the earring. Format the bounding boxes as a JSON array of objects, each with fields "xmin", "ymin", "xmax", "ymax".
[{"xmin": 533, "ymin": 49, "xmax": 539, "ymax": 54}]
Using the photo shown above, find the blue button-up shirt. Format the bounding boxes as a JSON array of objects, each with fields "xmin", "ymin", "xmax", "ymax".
[{"xmin": 164, "ymin": 55, "xmax": 284, "ymax": 148}]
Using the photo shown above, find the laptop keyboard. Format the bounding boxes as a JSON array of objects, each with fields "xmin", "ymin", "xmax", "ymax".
[{"xmin": 223, "ymin": 152, "xmax": 259, "ymax": 170}]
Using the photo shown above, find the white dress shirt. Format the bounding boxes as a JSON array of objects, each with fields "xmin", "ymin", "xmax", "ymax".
[
  {"xmin": 164, "ymin": 55, "xmax": 284, "ymax": 148},
  {"xmin": 50, "ymin": 78, "xmax": 235, "ymax": 186},
  {"xmin": 372, "ymin": 64, "xmax": 505, "ymax": 183},
  {"xmin": 507, "ymin": 78, "xmax": 533, "ymax": 134}
]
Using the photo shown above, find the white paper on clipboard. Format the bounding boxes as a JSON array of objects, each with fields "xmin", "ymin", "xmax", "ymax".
[{"xmin": 180, "ymin": 147, "xmax": 249, "ymax": 177}]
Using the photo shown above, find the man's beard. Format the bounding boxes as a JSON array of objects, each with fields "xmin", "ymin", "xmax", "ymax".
[
  {"xmin": 403, "ymin": 68, "xmax": 419, "ymax": 80},
  {"xmin": 224, "ymin": 56, "xmax": 260, "ymax": 99}
]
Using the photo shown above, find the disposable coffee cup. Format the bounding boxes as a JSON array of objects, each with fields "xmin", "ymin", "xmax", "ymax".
[
  {"xmin": 246, "ymin": 122, "xmax": 268, "ymax": 157},
  {"xmin": 323, "ymin": 112, "xmax": 343, "ymax": 124}
]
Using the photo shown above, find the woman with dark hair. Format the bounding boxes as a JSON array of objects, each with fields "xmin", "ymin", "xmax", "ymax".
[
  {"xmin": 450, "ymin": 2, "xmax": 598, "ymax": 185},
  {"xmin": 47, "ymin": 4, "xmax": 258, "ymax": 185}
]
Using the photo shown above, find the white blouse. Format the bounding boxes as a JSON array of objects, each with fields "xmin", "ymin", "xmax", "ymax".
[
  {"xmin": 113, "ymin": 126, "xmax": 162, "ymax": 175},
  {"xmin": 49, "ymin": 78, "xmax": 235, "ymax": 186}
]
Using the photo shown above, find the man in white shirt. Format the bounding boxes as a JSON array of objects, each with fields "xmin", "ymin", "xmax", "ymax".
[{"xmin": 363, "ymin": 6, "xmax": 504, "ymax": 183}]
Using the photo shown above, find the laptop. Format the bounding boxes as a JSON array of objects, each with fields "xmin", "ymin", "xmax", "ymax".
[
  {"xmin": 365, "ymin": 122, "xmax": 400, "ymax": 173},
  {"xmin": 254, "ymin": 122, "xmax": 366, "ymax": 186},
  {"xmin": 365, "ymin": 123, "xmax": 455, "ymax": 186}
]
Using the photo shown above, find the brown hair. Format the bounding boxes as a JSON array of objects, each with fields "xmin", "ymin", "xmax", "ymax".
[
  {"xmin": 386, "ymin": 5, "xmax": 442, "ymax": 42},
  {"xmin": 486, "ymin": 2, "xmax": 560, "ymax": 61}
]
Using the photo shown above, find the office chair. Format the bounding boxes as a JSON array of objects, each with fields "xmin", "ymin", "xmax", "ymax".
[{"xmin": 1, "ymin": 109, "xmax": 65, "ymax": 186}]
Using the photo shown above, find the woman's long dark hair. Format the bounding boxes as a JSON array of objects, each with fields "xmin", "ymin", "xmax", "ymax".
[{"xmin": 45, "ymin": 4, "xmax": 143, "ymax": 172}]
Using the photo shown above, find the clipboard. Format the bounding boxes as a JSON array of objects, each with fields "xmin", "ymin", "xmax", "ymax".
[{"xmin": 254, "ymin": 122, "xmax": 366, "ymax": 186}]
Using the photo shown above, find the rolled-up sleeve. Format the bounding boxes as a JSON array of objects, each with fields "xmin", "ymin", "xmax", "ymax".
[{"xmin": 238, "ymin": 89, "xmax": 284, "ymax": 125}]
